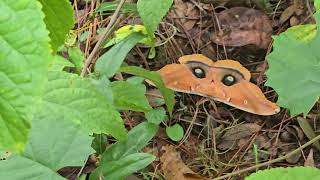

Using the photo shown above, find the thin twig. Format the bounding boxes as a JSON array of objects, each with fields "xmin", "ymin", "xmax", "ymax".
[
  {"xmin": 212, "ymin": 133, "xmax": 320, "ymax": 180},
  {"xmin": 81, "ymin": 0, "xmax": 127, "ymax": 77}
]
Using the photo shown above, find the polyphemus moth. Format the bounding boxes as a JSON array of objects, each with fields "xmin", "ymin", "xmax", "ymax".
[{"xmin": 158, "ymin": 54, "xmax": 280, "ymax": 115}]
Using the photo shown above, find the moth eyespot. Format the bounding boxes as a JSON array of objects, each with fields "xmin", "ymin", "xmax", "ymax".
[
  {"xmin": 222, "ymin": 74, "xmax": 236, "ymax": 86},
  {"xmin": 192, "ymin": 67, "xmax": 206, "ymax": 78}
]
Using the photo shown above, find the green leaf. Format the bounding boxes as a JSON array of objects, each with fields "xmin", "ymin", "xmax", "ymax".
[
  {"xmin": 0, "ymin": 115, "xmax": 94, "ymax": 180},
  {"xmin": 245, "ymin": 167, "xmax": 320, "ymax": 180},
  {"xmin": 127, "ymin": 76, "xmax": 145, "ymax": 85},
  {"xmin": 90, "ymin": 76, "xmax": 113, "ymax": 103},
  {"xmin": 266, "ymin": 0, "xmax": 320, "ymax": 116},
  {"xmin": 90, "ymin": 153, "xmax": 155, "ymax": 180},
  {"xmin": 111, "ymin": 81, "xmax": 152, "ymax": 112},
  {"xmin": 137, "ymin": 0, "xmax": 173, "ymax": 35},
  {"xmin": 96, "ymin": 1, "xmax": 138, "ymax": 14},
  {"xmin": 102, "ymin": 122, "xmax": 158, "ymax": 162},
  {"xmin": 166, "ymin": 124, "xmax": 184, "ymax": 141},
  {"xmin": 285, "ymin": 24, "xmax": 316, "ymax": 43},
  {"xmin": 49, "ymin": 55, "xmax": 74, "ymax": 71},
  {"xmin": 91, "ymin": 133, "xmax": 109, "ymax": 155},
  {"xmin": 68, "ymin": 46, "xmax": 84, "ymax": 74},
  {"xmin": 145, "ymin": 107, "xmax": 167, "ymax": 125},
  {"xmin": 0, "ymin": 0, "xmax": 51, "ymax": 152},
  {"xmin": 38, "ymin": 0, "xmax": 74, "ymax": 52},
  {"xmin": 103, "ymin": 25, "xmax": 154, "ymax": 48},
  {"xmin": 95, "ymin": 33, "xmax": 144, "ymax": 78},
  {"xmin": 119, "ymin": 66, "xmax": 175, "ymax": 115},
  {"xmin": 39, "ymin": 71, "xmax": 127, "ymax": 140}
]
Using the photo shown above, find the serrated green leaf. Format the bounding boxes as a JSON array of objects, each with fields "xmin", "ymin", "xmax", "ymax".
[
  {"xmin": 95, "ymin": 33, "xmax": 144, "ymax": 78},
  {"xmin": 111, "ymin": 81, "xmax": 152, "ymax": 112},
  {"xmin": 137, "ymin": 0, "xmax": 173, "ymax": 35},
  {"xmin": 266, "ymin": 0, "xmax": 320, "ymax": 116},
  {"xmin": 0, "ymin": 115, "xmax": 94, "ymax": 180},
  {"xmin": 245, "ymin": 166, "xmax": 320, "ymax": 180},
  {"xmin": 68, "ymin": 46, "xmax": 84, "ymax": 74},
  {"xmin": 102, "ymin": 122, "xmax": 158, "ymax": 162},
  {"xmin": 38, "ymin": 0, "xmax": 74, "ymax": 52},
  {"xmin": 145, "ymin": 107, "xmax": 167, "ymax": 125},
  {"xmin": 166, "ymin": 124, "xmax": 184, "ymax": 141},
  {"xmin": 119, "ymin": 66, "xmax": 175, "ymax": 115},
  {"xmin": 39, "ymin": 71, "xmax": 127, "ymax": 140},
  {"xmin": 0, "ymin": 0, "xmax": 51, "ymax": 152},
  {"xmin": 90, "ymin": 76, "xmax": 113, "ymax": 103},
  {"xmin": 90, "ymin": 153, "xmax": 155, "ymax": 180}
]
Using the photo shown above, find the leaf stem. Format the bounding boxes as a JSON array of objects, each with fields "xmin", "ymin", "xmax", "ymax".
[
  {"xmin": 81, "ymin": 0, "xmax": 127, "ymax": 77},
  {"xmin": 213, "ymin": 133, "xmax": 320, "ymax": 180}
]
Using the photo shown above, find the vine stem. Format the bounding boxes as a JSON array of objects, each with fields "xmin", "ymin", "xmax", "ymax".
[
  {"xmin": 81, "ymin": 0, "xmax": 127, "ymax": 77},
  {"xmin": 213, "ymin": 134, "xmax": 320, "ymax": 180}
]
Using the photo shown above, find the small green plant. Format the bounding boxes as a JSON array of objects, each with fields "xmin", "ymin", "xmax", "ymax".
[{"xmin": 266, "ymin": 0, "xmax": 320, "ymax": 116}]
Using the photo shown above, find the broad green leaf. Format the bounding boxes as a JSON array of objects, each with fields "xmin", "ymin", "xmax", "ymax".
[
  {"xmin": 145, "ymin": 107, "xmax": 167, "ymax": 125},
  {"xmin": 68, "ymin": 46, "xmax": 84, "ymax": 74},
  {"xmin": 96, "ymin": 1, "xmax": 138, "ymax": 14},
  {"xmin": 103, "ymin": 25, "xmax": 154, "ymax": 48},
  {"xmin": 285, "ymin": 24, "xmax": 316, "ymax": 43},
  {"xmin": 102, "ymin": 122, "xmax": 158, "ymax": 162},
  {"xmin": 137, "ymin": 0, "xmax": 173, "ymax": 35},
  {"xmin": 0, "ymin": 0, "xmax": 51, "ymax": 152},
  {"xmin": 111, "ymin": 81, "xmax": 152, "ymax": 112},
  {"xmin": 95, "ymin": 33, "xmax": 144, "ymax": 78},
  {"xmin": 120, "ymin": 66, "xmax": 175, "ymax": 115},
  {"xmin": 246, "ymin": 167, "xmax": 320, "ymax": 180},
  {"xmin": 266, "ymin": 0, "xmax": 320, "ymax": 115},
  {"xmin": 90, "ymin": 153, "xmax": 155, "ymax": 180},
  {"xmin": 0, "ymin": 115, "xmax": 94, "ymax": 180},
  {"xmin": 39, "ymin": 71, "xmax": 127, "ymax": 140},
  {"xmin": 90, "ymin": 76, "xmax": 113, "ymax": 103},
  {"xmin": 166, "ymin": 124, "xmax": 184, "ymax": 141},
  {"xmin": 38, "ymin": 0, "xmax": 74, "ymax": 52}
]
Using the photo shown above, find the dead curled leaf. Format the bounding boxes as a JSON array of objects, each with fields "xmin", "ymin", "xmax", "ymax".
[
  {"xmin": 160, "ymin": 145, "xmax": 206, "ymax": 180},
  {"xmin": 211, "ymin": 7, "xmax": 272, "ymax": 49}
]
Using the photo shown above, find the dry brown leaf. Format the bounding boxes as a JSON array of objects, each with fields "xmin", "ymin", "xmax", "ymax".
[
  {"xmin": 304, "ymin": 149, "xmax": 315, "ymax": 167},
  {"xmin": 279, "ymin": 5, "xmax": 296, "ymax": 24},
  {"xmin": 211, "ymin": 7, "xmax": 272, "ymax": 49},
  {"xmin": 160, "ymin": 145, "xmax": 206, "ymax": 180},
  {"xmin": 221, "ymin": 123, "xmax": 261, "ymax": 141},
  {"xmin": 173, "ymin": 0, "xmax": 199, "ymax": 31}
]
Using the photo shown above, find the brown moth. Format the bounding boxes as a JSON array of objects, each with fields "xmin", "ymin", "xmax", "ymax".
[{"xmin": 158, "ymin": 54, "xmax": 280, "ymax": 115}]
